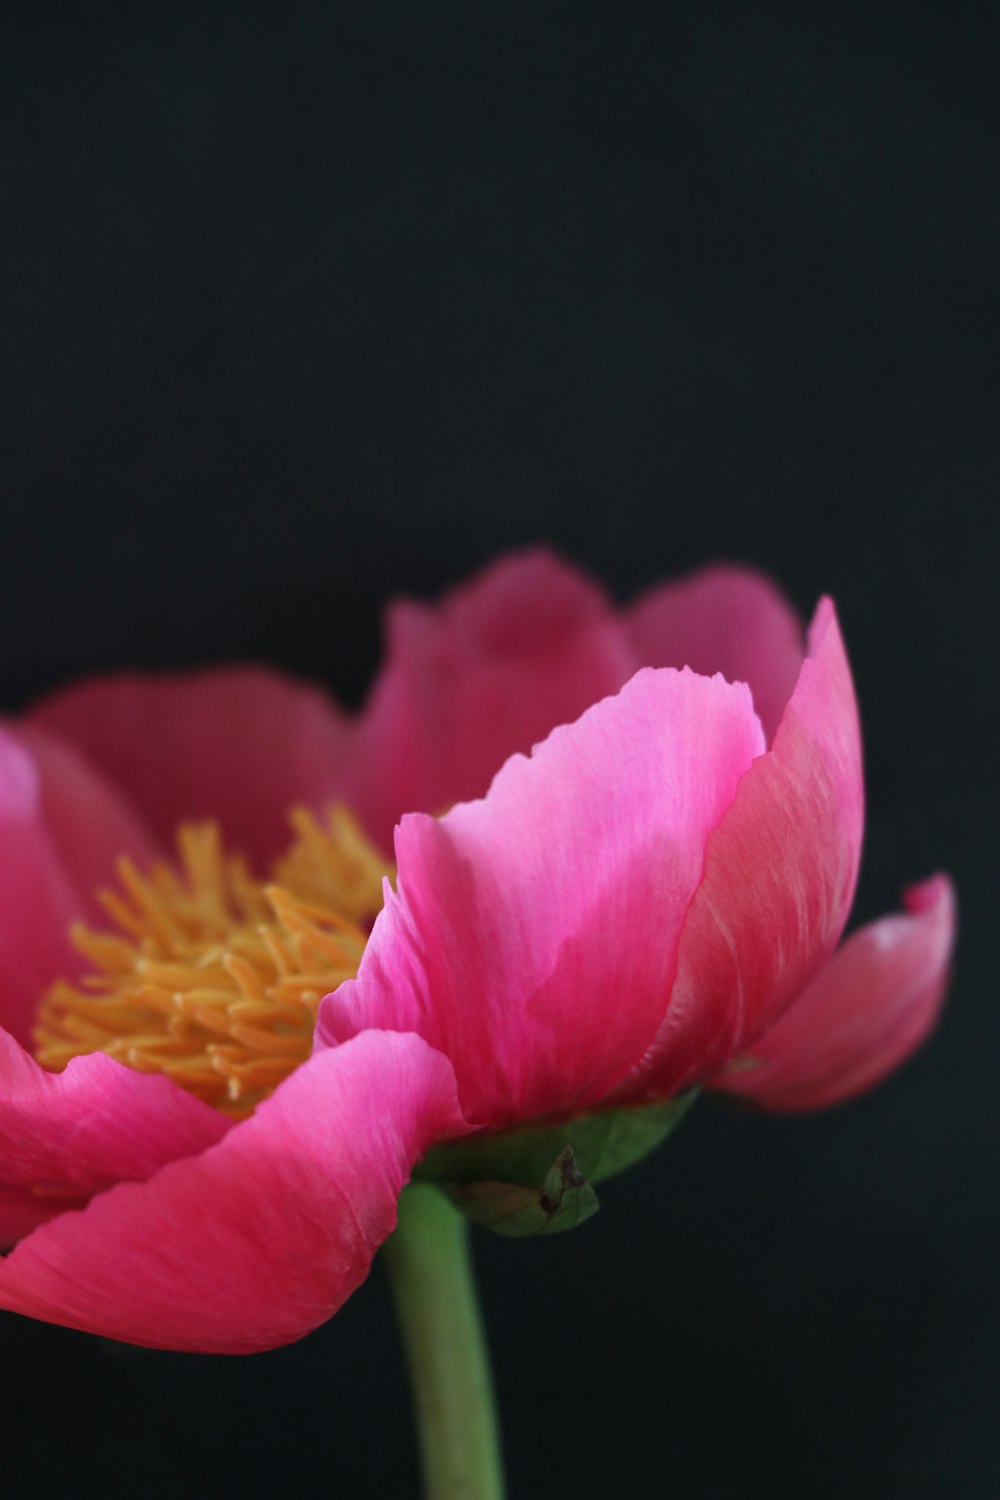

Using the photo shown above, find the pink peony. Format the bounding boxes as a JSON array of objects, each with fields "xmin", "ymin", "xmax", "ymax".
[{"xmin": 0, "ymin": 551, "xmax": 954, "ymax": 1351}]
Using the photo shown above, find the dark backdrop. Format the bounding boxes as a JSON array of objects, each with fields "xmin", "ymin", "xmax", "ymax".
[{"xmin": 2, "ymin": 5, "xmax": 996, "ymax": 1498}]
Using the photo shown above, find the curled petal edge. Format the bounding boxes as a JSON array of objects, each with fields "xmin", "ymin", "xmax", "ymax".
[
  {"xmin": 712, "ymin": 875, "xmax": 956, "ymax": 1112},
  {"xmin": 0, "ymin": 1031, "xmax": 465, "ymax": 1352}
]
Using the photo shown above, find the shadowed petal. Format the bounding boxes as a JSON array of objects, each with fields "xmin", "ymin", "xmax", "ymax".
[
  {"xmin": 617, "ymin": 598, "xmax": 864, "ymax": 1102},
  {"xmin": 0, "ymin": 1032, "xmax": 231, "ymax": 1246},
  {"xmin": 0, "ymin": 1032, "xmax": 464, "ymax": 1353},
  {"xmin": 626, "ymin": 564, "xmax": 805, "ymax": 744},
  {"xmin": 29, "ymin": 666, "xmax": 352, "ymax": 870},
  {"xmin": 320, "ymin": 668, "xmax": 765, "ymax": 1130},
  {"xmin": 347, "ymin": 549, "xmax": 637, "ymax": 849},
  {"xmin": 713, "ymin": 876, "xmax": 956, "ymax": 1111}
]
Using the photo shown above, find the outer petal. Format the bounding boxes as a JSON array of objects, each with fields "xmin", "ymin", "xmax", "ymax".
[
  {"xmin": 712, "ymin": 876, "xmax": 956, "ymax": 1111},
  {"xmin": 346, "ymin": 549, "xmax": 638, "ymax": 849},
  {"xmin": 29, "ymin": 666, "xmax": 352, "ymax": 870},
  {"xmin": 0, "ymin": 1032, "xmax": 231, "ymax": 1246},
  {"xmin": 319, "ymin": 668, "xmax": 766, "ymax": 1130},
  {"xmin": 0, "ymin": 730, "xmax": 157, "ymax": 1046},
  {"xmin": 626, "ymin": 564, "xmax": 805, "ymax": 744},
  {"xmin": 0, "ymin": 1032, "xmax": 464, "ymax": 1353},
  {"xmin": 616, "ymin": 598, "xmax": 864, "ymax": 1102}
]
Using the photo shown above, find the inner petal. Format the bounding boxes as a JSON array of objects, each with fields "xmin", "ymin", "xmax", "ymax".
[{"xmin": 34, "ymin": 809, "xmax": 390, "ymax": 1119}]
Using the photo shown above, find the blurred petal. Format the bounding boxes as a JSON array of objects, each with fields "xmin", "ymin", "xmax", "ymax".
[
  {"xmin": 0, "ymin": 729, "xmax": 156, "ymax": 1045},
  {"xmin": 29, "ymin": 666, "xmax": 352, "ymax": 870},
  {"xmin": 347, "ymin": 549, "xmax": 637, "ymax": 848},
  {"xmin": 0, "ymin": 1032, "xmax": 231, "ymax": 1246},
  {"xmin": 714, "ymin": 876, "xmax": 956, "ymax": 1111},
  {"xmin": 13, "ymin": 725, "xmax": 160, "ymax": 911},
  {"xmin": 618, "ymin": 598, "xmax": 864, "ymax": 1101},
  {"xmin": 0, "ymin": 1032, "xmax": 464, "ymax": 1352},
  {"xmin": 626, "ymin": 564, "xmax": 805, "ymax": 744},
  {"xmin": 320, "ymin": 668, "xmax": 765, "ymax": 1130}
]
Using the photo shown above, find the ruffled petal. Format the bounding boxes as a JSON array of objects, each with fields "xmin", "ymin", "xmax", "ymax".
[
  {"xmin": 319, "ymin": 668, "xmax": 765, "ymax": 1130},
  {"xmin": 713, "ymin": 876, "xmax": 956, "ymax": 1111},
  {"xmin": 0, "ymin": 1032, "xmax": 231, "ymax": 1246},
  {"xmin": 28, "ymin": 666, "xmax": 352, "ymax": 870},
  {"xmin": 617, "ymin": 598, "xmax": 864, "ymax": 1102},
  {"xmin": 347, "ymin": 549, "xmax": 637, "ymax": 849},
  {"xmin": 626, "ymin": 564, "xmax": 805, "ymax": 744},
  {"xmin": 0, "ymin": 1032, "xmax": 464, "ymax": 1352}
]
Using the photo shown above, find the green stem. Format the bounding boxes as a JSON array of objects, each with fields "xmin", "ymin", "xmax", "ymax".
[{"xmin": 383, "ymin": 1184, "xmax": 505, "ymax": 1500}]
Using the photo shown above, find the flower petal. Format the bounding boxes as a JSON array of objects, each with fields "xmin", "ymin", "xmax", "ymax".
[
  {"xmin": 626, "ymin": 564, "xmax": 805, "ymax": 744},
  {"xmin": 319, "ymin": 668, "xmax": 765, "ymax": 1130},
  {"xmin": 617, "ymin": 598, "xmax": 864, "ymax": 1102},
  {"xmin": 0, "ymin": 734, "xmax": 79, "ymax": 1045},
  {"xmin": 28, "ymin": 666, "xmax": 352, "ymax": 870},
  {"xmin": 13, "ymin": 725, "xmax": 160, "ymax": 913},
  {"xmin": 346, "ymin": 549, "xmax": 637, "ymax": 849},
  {"xmin": 0, "ymin": 729, "xmax": 157, "ymax": 1046},
  {"xmin": 0, "ymin": 1032, "xmax": 464, "ymax": 1352},
  {"xmin": 712, "ymin": 876, "xmax": 956, "ymax": 1111},
  {"xmin": 0, "ymin": 1032, "xmax": 231, "ymax": 1246}
]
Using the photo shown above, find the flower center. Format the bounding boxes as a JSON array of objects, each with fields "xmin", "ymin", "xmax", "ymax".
[{"xmin": 34, "ymin": 808, "xmax": 391, "ymax": 1118}]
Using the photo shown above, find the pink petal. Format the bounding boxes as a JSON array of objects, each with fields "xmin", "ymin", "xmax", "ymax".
[
  {"xmin": 347, "ymin": 549, "xmax": 637, "ymax": 849},
  {"xmin": 626, "ymin": 564, "xmax": 805, "ymax": 744},
  {"xmin": 29, "ymin": 666, "xmax": 352, "ymax": 870},
  {"xmin": 0, "ymin": 734, "xmax": 78, "ymax": 1045},
  {"xmin": 712, "ymin": 876, "xmax": 956, "ymax": 1111},
  {"xmin": 319, "ymin": 668, "xmax": 765, "ymax": 1130},
  {"xmin": 13, "ymin": 725, "xmax": 160, "ymax": 915},
  {"xmin": 0, "ymin": 730, "xmax": 157, "ymax": 1046},
  {"xmin": 0, "ymin": 1032, "xmax": 231, "ymax": 1246},
  {"xmin": 0, "ymin": 1032, "xmax": 463, "ymax": 1352},
  {"xmin": 617, "ymin": 598, "xmax": 864, "ymax": 1102}
]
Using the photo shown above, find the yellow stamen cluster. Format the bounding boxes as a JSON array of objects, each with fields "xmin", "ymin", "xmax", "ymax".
[{"xmin": 34, "ymin": 809, "xmax": 390, "ymax": 1119}]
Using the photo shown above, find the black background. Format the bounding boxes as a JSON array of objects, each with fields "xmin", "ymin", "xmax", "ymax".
[{"xmin": 2, "ymin": 5, "xmax": 996, "ymax": 1497}]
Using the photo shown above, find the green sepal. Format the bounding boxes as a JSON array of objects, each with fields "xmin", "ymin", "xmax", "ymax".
[
  {"xmin": 443, "ymin": 1146, "xmax": 600, "ymax": 1238},
  {"xmin": 417, "ymin": 1090, "xmax": 698, "ymax": 1190}
]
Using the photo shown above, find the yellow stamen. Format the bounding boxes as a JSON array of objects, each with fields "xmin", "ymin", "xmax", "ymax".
[{"xmin": 34, "ymin": 808, "xmax": 391, "ymax": 1119}]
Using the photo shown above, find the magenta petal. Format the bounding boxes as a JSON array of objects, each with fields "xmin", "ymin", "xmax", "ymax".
[
  {"xmin": 713, "ymin": 876, "xmax": 956, "ymax": 1111},
  {"xmin": 626, "ymin": 564, "xmax": 805, "ymax": 744},
  {"xmin": 0, "ymin": 728, "xmax": 161, "ymax": 1046},
  {"xmin": 347, "ymin": 549, "xmax": 637, "ymax": 849},
  {"xmin": 0, "ymin": 1032, "xmax": 231, "ymax": 1246},
  {"xmin": 0, "ymin": 734, "xmax": 79, "ymax": 1045},
  {"xmin": 29, "ymin": 666, "xmax": 352, "ymax": 870},
  {"xmin": 320, "ymin": 669, "xmax": 765, "ymax": 1130},
  {"xmin": 0, "ymin": 728, "xmax": 158, "ymax": 1045},
  {"xmin": 0, "ymin": 1032, "xmax": 463, "ymax": 1352},
  {"xmin": 618, "ymin": 598, "xmax": 864, "ymax": 1102},
  {"xmin": 13, "ymin": 726, "xmax": 160, "ymax": 916}
]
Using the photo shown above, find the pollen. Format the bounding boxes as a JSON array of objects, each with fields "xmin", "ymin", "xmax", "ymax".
[{"xmin": 34, "ymin": 808, "xmax": 391, "ymax": 1119}]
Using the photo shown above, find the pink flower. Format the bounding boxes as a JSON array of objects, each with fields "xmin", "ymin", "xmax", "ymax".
[{"xmin": 0, "ymin": 551, "xmax": 954, "ymax": 1351}]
